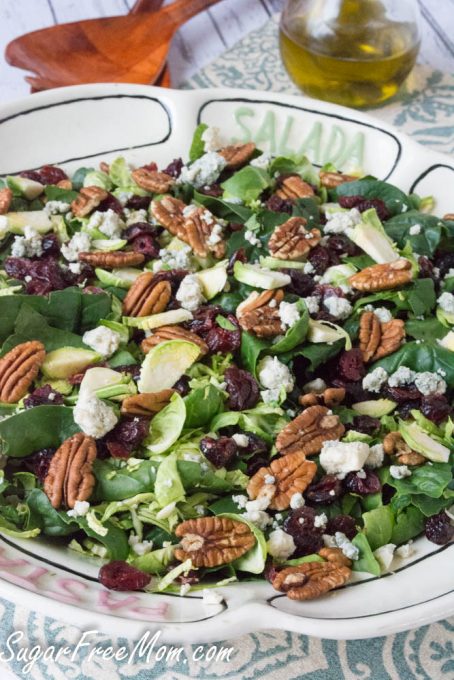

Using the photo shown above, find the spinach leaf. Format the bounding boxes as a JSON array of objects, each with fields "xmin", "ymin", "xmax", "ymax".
[
  {"xmin": 72, "ymin": 167, "xmax": 94, "ymax": 191},
  {"xmin": 373, "ymin": 341, "xmax": 454, "ymax": 388},
  {"xmin": 240, "ymin": 332, "xmax": 269, "ymax": 375},
  {"xmin": 221, "ymin": 166, "xmax": 272, "ymax": 204},
  {"xmin": 385, "ymin": 462, "xmax": 452, "ymax": 498},
  {"xmin": 193, "ymin": 191, "xmax": 253, "ymax": 223},
  {"xmin": 384, "ymin": 212, "xmax": 444, "ymax": 256},
  {"xmin": 79, "ymin": 290, "xmax": 112, "ymax": 332},
  {"xmin": 189, "ymin": 123, "xmax": 208, "ymax": 162},
  {"xmin": 352, "ymin": 533, "xmax": 381, "ymax": 576},
  {"xmin": 335, "ymin": 177, "xmax": 412, "ymax": 216},
  {"xmin": 0, "ymin": 407, "xmax": 78, "ymax": 457},
  {"xmin": 390, "ymin": 506, "xmax": 424, "ymax": 545},
  {"xmin": 227, "ymin": 209, "xmax": 287, "ymax": 260},
  {"xmin": 411, "ymin": 494, "xmax": 453, "ymax": 517},
  {"xmin": 405, "ymin": 317, "xmax": 447, "ymax": 341},
  {"xmin": 44, "ymin": 185, "xmax": 79, "ymax": 203},
  {"xmin": 211, "ymin": 405, "xmax": 287, "ymax": 444},
  {"xmin": 92, "ymin": 459, "xmax": 158, "ymax": 501},
  {"xmin": 270, "ymin": 156, "xmax": 319, "ymax": 186},
  {"xmin": 406, "ymin": 279, "xmax": 436, "ymax": 317},
  {"xmin": 27, "ymin": 489, "xmax": 78, "ymax": 537},
  {"xmin": 1, "ymin": 305, "xmax": 86, "ymax": 355},
  {"xmin": 184, "ymin": 384, "xmax": 225, "ymax": 428},
  {"xmin": 281, "ymin": 339, "xmax": 344, "ymax": 371},
  {"xmin": 74, "ymin": 516, "xmax": 129, "ymax": 560},
  {"xmin": 363, "ymin": 505, "xmax": 395, "ymax": 550}
]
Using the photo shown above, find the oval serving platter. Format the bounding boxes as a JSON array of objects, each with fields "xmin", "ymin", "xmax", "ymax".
[{"xmin": 0, "ymin": 84, "xmax": 452, "ymax": 642}]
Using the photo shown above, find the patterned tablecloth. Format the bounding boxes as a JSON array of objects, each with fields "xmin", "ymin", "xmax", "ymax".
[{"xmin": 1, "ymin": 16, "xmax": 454, "ymax": 680}]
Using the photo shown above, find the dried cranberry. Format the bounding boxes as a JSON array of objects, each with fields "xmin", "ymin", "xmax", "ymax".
[
  {"xmin": 99, "ymin": 561, "xmax": 151, "ymax": 591},
  {"xmin": 264, "ymin": 560, "xmax": 281, "ymax": 584},
  {"xmin": 126, "ymin": 195, "xmax": 151, "ymax": 211},
  {"xmin": 306, "ymin": 475, "xmax": 343, "ymax": 504},
  {"xmin": 313, "ymin": 284, "xmax": 345, "ymax": 300},
  {"xmin": 24, "ymin": 384, "xmax": 64, "ymax": 409},
  {"xmin": 338, "ymin": 349, "xmax": 365, "ymax": 382},
  {"xmin": 344, "ymin": 469, "xmax": 381, "ymax": 495},
  {"xmin": 198, "ymin": 184, "xmax": 223, "ymax": 197},
  {"xmin": 332, "ymin": 379, "xmax": 368, "ymax": 404},
  {"xmin": 420, "ymin": 395, "xmax": 451, "ymax": 424},
  {"xmin": 418, "ymin": 256, "xmax": 435, "ymax": 279},
  {"xmin": 425, "ymin": 511, "xmax": 454, "ymax": 545},
  {"xmin": 397, "ymin": 400, "xmax": 421, "ymax": 420},
  {"xmin": 265, "ymin": 195, "xmax": 293, "ymax": 213},
  {"xmin": 246, "ymin": 455, "xmax": 269, "ymax": 477},
  {"xmin": 352, "ymin": 415, "xmax": 381, "ymax": 435},
  {"xmin": 123, "ymin": 222, "xmax": 160, "ymax": 242},
  {"xmin": 152, "ymin": 269, "xmax": 188, "ymax": 295},
  {"xmin": 283, "ymin": 507, "xmax": 324, "ymax": 557},
  {"xmin": 200, "ymin": 436, "xmax": 238, "ymax": 469},
  {"xmin": 228, "ymin": 222, "xmax": 244, "ymax": 232},
  {"xmin": 224, "ymin": 366, "xmax": 260, "ymax": 410},
  {"xmin": 338, "ymin": 195, "xmax": 390, "ymax": 221},
  {"xmin": 65, "ymin": 262, "xmax": 95, "ymax": 287},
  {"xmin": 282, "ymin": 270, "xmax": 315, "ymax": 297},
  {"xmin": 325, "ymin": 515, "xmax": 357, "ymax": 540},
  {"xmin": 205, "ymin": 316, "xmax": 241, "ymax": 354},
  {"xmin": 325, "ymin": 235, "xmax": 358, "ymax": 257},
  {"xmin": 243, "ymin": 432, "xmax": 269, "ymax": 457},
  {"xmin": 131, "ymin": 234, "xmax": 160, "ymax": 259},
  {"xmin": 173, "ymin": 375, "xmax": 190, "ymax": 396},
  {"xmin": 41, "ymin": 233, "xmax": 61, "ymax": 258},
  {"xmin": 385, "ymin": 385, "xmax": 422, "ymax": 403},
  {"xmin": 5, "ymin": 257, "xmax": 68, "ymax": 295},
  {"xmin": 227, "ymin": 248, "xmax": 247, "ymax": 275},
  {"xmin": 163, "ymin": 157, "xmax": 183, "ymax": 178},
  {"xmin": 308, "ymin": 246, "xmax": 332, "ymax": 274},
  {"xmin": 315, "ymin": 310, "xmax": 337, "ymax": 323},
  {"xmin": 104, "ymin": 417, "xmax": 150, "ymax": 458},
  {"xmin": 21, "ymin": 165, "xmax": 68, "ymax": 185},
  {"xmin": 19, "ymin": 169, "xmax": 42, "ymax": 183},
  {"xmin": 141, "ymin": 162, "xmax": 158, "ymax": 172},
  {"xmin": 187, "ymin": 305, "xmax": 222, "ymax": 335},
  {"xmin": 24, "ymin": 448, "xmax": 56, "ymax": 483},
  {"xmin": 98, "ymin": 194, "xmax": 124, "ymax": 217},
  {"xmin": 435, "ymin": 252, "xmax": 454, "ymax": 279}
]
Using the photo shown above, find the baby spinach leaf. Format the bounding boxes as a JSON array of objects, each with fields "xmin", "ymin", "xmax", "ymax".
[
  {"xmin": 270, "ymin": 155, "xmax": 319, "ymax": 186},
  {"xmin": 79, "ymin": 290, "xmax": 112, "ymax": 332},
  {"xmin": 352, "ymin": 533, "xmax": 381, "ymax": 576},
  {"xmin": 384, "ymin": 212, "xmax": 444, "ymax": 256},
  {"xmin": 75, "ymin": 516, "xmax": 129, "ymax": 560},
  {"xmin": 92, "ymin": 458, "xmax": 158, "ymax": 502},
  {"xmin": 335, "ymin": 177, "xmax": 412, "ymax": 216},
  {"xmin": 240, "ymin": 332, "xmax": 269, "ymax": 375},
  {"xmin": 227, "ymin": 209, "xmax": 287, "ymax": 260},
  {"xmin": 222, "ymin": 166, "xmax": 272, "ymax": 204},
  {"xmin": 184, "ymin": 384, "xmax": 225, "ymax": 428},
  {"xmin": 1, "ymin": 305, "xmax": 86, "ymax": 355},
  {"xmin": 411, "ymin": 494, "xmax": 453, "ymax": 516},
  {"xmin": 266, "ymin": 303, "xmax": 309, "ymax": 355},
  {"xmin": 405, "ymin": 318, "xmax": 447, "ymax": 341},
  {"xmin": 194, "ymin": 191, "xmax": 253, "ymax": 223},
  {"xmin": 406, "ymin": 279, "xmax": 436, "ymax": 317},
  {"xmin": 363, "ymin": 505, "xmax": 395, "ymax": 550},
  {"xmin": 189, "ymin": 123, "xmax": 208, "ymax": 162},
  {"xmin": 72, "ymin": 167, "xmax": 94, "ymax": 191},
  {"xmin": 373, "ymin": 341, "xmax": 454, "ymax": 388},
  {"xmin": 385, "ymin": 462, "xmax": 452, "ymax": 498},
  {"xmin": 0, "ymin": 407, "xmax": 78, "ymax": 457},
  {"xmin": 211, "ymin": 405, "xmax": 287, "ymax": 444},
  {"xmin": 27, "ymin": 489, "xmax": 78, "ymax": 537},
  {"xmin": 281, "ymin": 339, "xmax": 344, "ymax": 371},
  {"xmin": 44, "ymin": 185, "xmax": 78, "ymax": 203},
  {"xmin": 390, "ymin": 506, "xmax": 424, "ymax": 545}
]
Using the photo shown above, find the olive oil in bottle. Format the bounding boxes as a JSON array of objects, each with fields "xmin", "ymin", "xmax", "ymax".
[{"xmin": 279, "ymin": 0, "xmax": 421, "ymax": 108}]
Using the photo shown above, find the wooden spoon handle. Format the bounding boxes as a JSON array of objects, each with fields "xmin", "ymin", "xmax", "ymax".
[
  {"xmin": 164, "ymin": 0, "xmax": 223, "ymax": 28},
  {"xmin": 130, "ymin": 0, "xmax": 165, "ymax": 13}
]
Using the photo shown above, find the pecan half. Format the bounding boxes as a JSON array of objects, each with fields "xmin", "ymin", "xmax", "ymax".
[
  {"xmin": 236, "ymin": 289, "xmax": 284, "ymax": 337},
  {"xmin": 57, "ymin": 179, "xmax": 73, "ymax": 191},
  {"xmin": 0, "ymin": 341, "xmax": 46, "ymax": 403},
  {"xmin": 383, "ymin": 431, "xmax": 425, "ymax": 465},
  {"xmin": 150, "ymin": 196, "xmax": 186, "ymax": 239},
  {"xmin": 71, "ymin": 186, "xmax": 108, "ymax": 217},
  {"xmin": 78, "ymin": 251, "xmax": 145, "ymax": 268},
  {"xmin": 132, "ymin": 168, "xmax": 175, "ymax": 194},
  {"xmin": 276, "ymin": 175, "xmax": 315, "ymax": 200},
  {"xmin": 349, "ymin": 258, "xmax": 413, "ymax": 292},
  {"xmin": 175, "ymin": 516, "xmax": 255, "ymax": 567},
  {"xmin": 319, "ymin": 171, "xmax": 356, "ymax": 189},
  {"xmin": 121, "ymin": 389, "xmax": 174, "ymax": 416},
  {"xmin": 318, "ymin": 547, "xmax": 352, "ymax": 568},
  {"xmin": 184, "ymin": 207, "xmax": 226, "ymax": 259},
  {"xmin": 122, "ymin": 273, "xmax": 171, "ymax": 317},
  {"xmin": 218, "ymin": 142, "xmax": 256, "ymax": 169},
  {"xmin": 359, "ymin": 311, "xmax": 381, "ymax": 362},
  {"xmin": 0, "ymin": 187, "xmax": 13, "ymax": 215},
  {"xmin": 272, "ymin": 561, "xmax": 351, "ymax": 600},
  {"xmin": 268, "ymin": 217, "xmax": 321, "ymax": 261},
  {"xmin": 359, "ymin": 312, "xmax": 405, "ymax": 362},
  {"xmin": 43, "ymin": 432, "xmax": 97, "ymax": 509},
  {"xmin": 141, "ymin": 325, "xmax": 208, "ymax": 356},
  {"xmin": 443, "ymin": 213, "xmax": 454, "ymax": 221},
  {"xmin": 247, "ymin": 451, "xmax": 317, "ymax": 511},
  {"xmin": 276, "ymin": 405, "xmax": 345, "ymax": 457}
]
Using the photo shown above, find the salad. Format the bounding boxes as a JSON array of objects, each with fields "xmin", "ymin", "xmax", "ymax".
[{"xmin": 0, "ymin": 123, "xmax": 453, "ymax": 604}]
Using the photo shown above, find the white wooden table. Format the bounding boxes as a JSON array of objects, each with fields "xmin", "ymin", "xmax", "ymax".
[{"xmin": 0, "ymin": 0, "xmax": 453, "ymax": 105}]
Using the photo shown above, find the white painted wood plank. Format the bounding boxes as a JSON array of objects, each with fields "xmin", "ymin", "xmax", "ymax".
[
  {"xmin": 208, "ymin": 0, "xmax": 269, "ymax": 48},
  {"xmin": 0, "ymin": 0, "xmax": 54, "ymax": 102},
  {"xmin": 49, "ymin": 0, "xmax": 129, "ymax": 22}
]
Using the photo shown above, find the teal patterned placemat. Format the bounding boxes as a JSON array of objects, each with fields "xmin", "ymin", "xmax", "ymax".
[
  {"xmin": 1, "ymin": 17, "xmax": 454, "ymax": 680},
  {"xmin": 185, "ymin": 16, "xmax": 454, "ymax": 156}
]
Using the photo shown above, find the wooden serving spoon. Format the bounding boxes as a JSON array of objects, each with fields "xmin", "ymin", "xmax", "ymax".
[{"xmin": 6, "ymin": 0, "xmax": 222, "ymax": 91}]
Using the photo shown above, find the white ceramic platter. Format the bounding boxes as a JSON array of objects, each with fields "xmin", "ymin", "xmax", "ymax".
[{"xmin": 0, "ymin": 84, "xmax": 452, "ymax": 642}]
